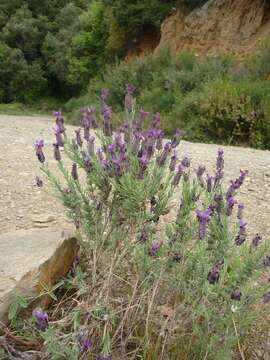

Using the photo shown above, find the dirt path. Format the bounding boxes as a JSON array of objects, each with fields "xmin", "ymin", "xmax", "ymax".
[{"xmin": 0, "ymin": 114, "xmax": 269, "ymax": 240}]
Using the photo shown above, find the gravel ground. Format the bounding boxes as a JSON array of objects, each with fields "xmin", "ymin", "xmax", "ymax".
[{"xmin": 0, "ymin": 114, "xmax": 270, "ymax": 242}]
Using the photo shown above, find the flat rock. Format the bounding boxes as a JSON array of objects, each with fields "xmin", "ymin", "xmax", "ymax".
[{"xmin": 0, "ymin": 228, "xmax": 79, "ymax": 324}]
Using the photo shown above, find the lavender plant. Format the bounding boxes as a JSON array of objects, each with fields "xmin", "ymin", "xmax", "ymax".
[{"xmin": 24, "ymin": 86, "xmax": 270, "ymax": 359}]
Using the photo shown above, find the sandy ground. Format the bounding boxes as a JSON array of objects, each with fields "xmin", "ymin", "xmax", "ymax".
[{"xmin": 0, "ymin": 114, "xmax": 269, "ymax": 242}]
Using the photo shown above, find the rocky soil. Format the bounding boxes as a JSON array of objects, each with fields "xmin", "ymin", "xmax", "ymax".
[{"xmin": 0, "ymin": 114, "xmax": 270, "ymax": 242}]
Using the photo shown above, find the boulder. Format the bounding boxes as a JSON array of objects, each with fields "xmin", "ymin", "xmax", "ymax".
[{"xmin": 0, "ymin": 228, "xmax": 79, "ymax": 324}]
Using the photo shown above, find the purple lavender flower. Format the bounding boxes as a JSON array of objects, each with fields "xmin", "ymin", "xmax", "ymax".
[
  {"xmin": 206, "ymin": 175, "xmax": 213, "ymax": 193},
  {"xmin": 82, "ymin": 113, "xmax": 90, "ymax": 129},
  {"xmin": 83, "ymin": 155, "xmax": 92, "ymax": 174},
  {"xmin": 122, "ymin": 121, "xmax": 131, "ymax": 143},
  {"xmin": 214, "ymin": 149, "xmax": 224, "ymax": 187},
  {"xmin": 207, "ymin": 268, "xmax": 220, "ymax": 284},
  {"xmin": 108, "ymin": 143, "xmax": 116, "ymax": 154},
  {"xmin": 101, "ymin": 160, "xmax": 113, "ymax": 177},
  {"xmin": 231, "ymin": 288, "xmax": 242, "ymax": 301},
  {"xmin": 183, "ymin": 172, "xmax": 189, "ymax": 183},
  {"xmin": 150, "ymin": 195, "xmax": 157, "ymax": 212},
  {"xmin": 169, "ymin": 151, "xmax": 177, "ymax": 172},
  {"xmin": 226, "ymin": 196, "xmax": 237, "ymax": 216},
  {"xmin": 132, "ymin": 131, "xmax": 142, "ymax": 155},
  {"xmin": 226, "ymin": 170, "xmax": 249, "ymax": 199},
  {"xmin": 54, "ymin": 126, "xmax": 64, "ymax": 147},
  {"xmin": 138, "ymin": 154, "xmax": 148, "ymax": 179},
  {"xmin": 83, "ymin": 127, "xmax": 90, "ymax": 141},
  {"xmin": 98, "ymin": 353, "xmax": 112, "ymax": 360},
  {"xmin": 33, "ymin": 309, "xmax": 48, "ymax": 331},
  {"xmin": 263, "ymin": 291, "xmax": 270, "ymax": 304},
  {"xmin": 237, "ymin": 203, "xmax": 244, "ymax": 220},
  {"xmin": 173, "ymin": 254, "xmax": 182, "ymax": 263},
  {"xmin": 235, "ymin": 219, "xmax": 247, "ymax": 246},
  {"xmin": 35, "ymin": 139, "xmax": 45, "ymax": 163},
  {"xmin": 54, "ymin": 111, "xmax": 65, "ymax": 133},
  {"xmin": 214, "ymin": 194, "xmax": 223, "ymax": 213},
  {"xmin": 251, "ymin": 233, "xmax": 262, "ymax": 248},
  {"xmin": 157, "ymin": 142, "xmax": 172, "ymax": 167},
  {"xmin": 149, "ymin": 242, "xmax": 161, "ymax": 256},
  {"xmin": 75, "ymin": 128, "xmax": 83, "ymax": 147},
  {"xmin": 36, "ymin": 176, "xmax": 43, "ymax": 188},
  {"xmin": 196, "ymin": 166, "xmax": 206, "ymax": 186},
  {"xmin": 101, "ymin": 88, "xmax": 109, "ymax": 102},
  {"xmin": 102, "ymin": 104, "xmax": 113, "ymax": 137},
  {"xmin": 172, "ymin": 165, "xmax": 183, "ymax": 186},
  {"xmin": 78, "ymin": 337, "xmax": 92, "ymax": 353},
  {"xmin": 88, "ymin": 106, "xmax": 98, "ymax": 128},
  {"xmin": 196, "ymin": 209, "xmax": 212, "ymax": 240},
  {"xmin": 53, "ymin": 143, "xmax": 61, "ymax": 161},
  {"xmin": 125, "ymin": 84, "xmax": 135, "ymax": 112},
  {"xmin": 139, "ymin": 228, "xmax": 149, "ymax": 242},
  {"xmin": 88, "ymin": 136, "xmax": 95, "ymax": 156},
  {"xmin": 71, "ymin": 163, "xmax": 78, "ymax": 180},
  {"xmin": 155, "ymin": 129, "xmax": 164, "ymax": 151},
  {"xmin": 263, "ymin": 256, "xmax": 270, "ymax": 267},
  {"xmin": 181, "ymin": 157, "xmax": 191, "ymax": 168},
  {"xmin": 171, "ymin": 128, "xmax": 184, "ymax": 148},
  {"xmin": 139, "ymin": 109, "xmax": 150, "ymax": 120}
]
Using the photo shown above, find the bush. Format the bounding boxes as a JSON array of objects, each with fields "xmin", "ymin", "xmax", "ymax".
[{"xmin": 7, "ymin": 87, "xmax": 270, "ymax": 359}]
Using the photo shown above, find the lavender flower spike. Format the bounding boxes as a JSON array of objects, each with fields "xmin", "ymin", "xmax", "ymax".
[
  {"xmin": 78, "ymin": 336, "xmax": 92, "ymax": 353},
  {"xmin": 207, "ymin": 268, "xmax": 220, "ymax": 284},
  {"xmin": 171, "ymin": 128, "xmax": 185, "ymax": 148},
  {"xmin": 75, "ymin": 128, "xmax": 83, "ymax": 147},
  {"xmin": 35, "ymin": 139, "xmax": 45, "ymax": 163},
  {"xmin": 231, "ymin": 288, "xmax": 242, "ymax": 301},
  {"xmin": 237, "ymin": 203, "xmax": 244, "ymax": 220},
  {"xmin": 172, "ymin": 165, "xmax": 183, "ymax": 186},
  {"xmin": 36, "ymin": 176, "xmax": 43, "ymax": 188},
  {"xmin": 169, "ymin": 151, "xmax": 177, "ymax": 172},
  {"xmin": 33, "ymin": 309, "xmax": 48, "ymax": 331},
  {"xmin": 71, "ymin": 163, "xmax": 78, "ymax": 180},
  {"xmin": 235, "ymin": 219, "xmax": 247, "ymax": 246},
  {"xmin": 53, "ymin": 143, "xmax": 61, "ymax": 161},
  {"xmin": 196, "ymin": 209, "xmax": 212, "ymax": 240},
  {"xmin": 54, "ymin": 126, "xmax": 64, "ymax": 147},
  {"xmin": 125, "ymin": 84, "xmax": 135, "ymax": 112},
  {"xmin": 251, "ymin": 233, "xmax": 262, "ymax": 248},
  {"xmin": 157, "ymin": 142, "xmax": 172, "ymax": 167},
  {"xmin": 149, "ymin": 242, "xmax": 161, "ymax": 256}
]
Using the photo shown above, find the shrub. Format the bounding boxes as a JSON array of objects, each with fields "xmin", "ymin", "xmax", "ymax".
[
  {"xmin": 7, "ymin": 87, "xmax": 270, "ymax": 359},
  {"xmin": 171, "ymin": 79, "xmax": 270, "ymax": 148}
]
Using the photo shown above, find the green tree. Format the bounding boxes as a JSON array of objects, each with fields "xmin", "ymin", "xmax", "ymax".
[{"xmin": 67, "ymin": 0, "xmax": 107, "ymax": 90}]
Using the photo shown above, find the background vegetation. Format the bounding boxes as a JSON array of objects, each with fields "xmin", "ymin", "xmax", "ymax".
[{"xmin": 0, "ymin": 0, "xmax": 269, "ymax": 149}]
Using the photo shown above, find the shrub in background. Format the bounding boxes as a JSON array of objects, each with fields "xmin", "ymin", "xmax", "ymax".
[{"xmin": 5, "ymin": 86, "xmax": 270, "ymax": 359}]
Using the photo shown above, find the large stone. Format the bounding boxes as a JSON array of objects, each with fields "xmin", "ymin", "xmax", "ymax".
[{"xmin": 0, "ymin": 228, "xmax": 79, "ymax": 324}]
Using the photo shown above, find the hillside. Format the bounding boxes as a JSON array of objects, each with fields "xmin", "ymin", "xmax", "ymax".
[{"xmin": 155, "ymin": 0, "xmax": 270, "ymax": 57}]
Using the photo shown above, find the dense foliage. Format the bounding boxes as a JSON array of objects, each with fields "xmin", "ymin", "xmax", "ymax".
[
  {"xmin": 4, "ymin": 87, "xmax": 270, "ymax": 359},
  {"xmin": 65, "ymin": 46, "xmax": 270, "ymax": 149},
  {"xmin": 0, "ymin": 0, "xmax": 177, "ymax": 101}
]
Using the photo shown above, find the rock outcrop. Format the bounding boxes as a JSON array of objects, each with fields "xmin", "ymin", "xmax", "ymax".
[
  {"xmin": 155, "ymin": 0, "xmax": 270, "ymax": 57},
  {"xmin": 0, "ymin": 228, "xmax": 79, "ymax": 324}
]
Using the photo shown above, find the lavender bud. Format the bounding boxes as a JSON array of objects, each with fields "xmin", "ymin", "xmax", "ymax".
[
  {"xmin": 33, "ymin": 309, "xmax": 48, "ymax": 331},
  {"xmin": 181, "ymin": 156, "xmax": 191, "ymax": 168},
  {"xmin": 231, "ymin": 288, "xmax": 242, "ymax": 301},
  {"xmin": 78, "ymin": 337, "xmax": 92, "ymax": 354},
  {"xmin": 54, "ymin": 126, "xmax": 64, "ymax": 147},
  {"xmin": 263, "ymin": 291, "xmax": 270, "ymax": 304},
  {"xmin": 206, "ymin": 175, "xmax": 213, "ymax": 193},
  {"xmin": 172, "ymin": 165, "xmax": 183, "ymax": 186},
  {"xmin": 237, "ymin": 203, "xmax": 244, "ymax": 220},
  {"xmin": 149, "ymin": 242, "xmax": 161, "ymax": 257},
  {"xmin": 35, "ymin": 139, "xmax": 45, "ymax": 163},
  {"xmin": 196, "ymin": 209, "xmax": 212, "ymax": 240},
  {"xmin": 53, "ymin": 143, "xmax": 61, "ymax": 161},
  {"xmin": 71, "ymin": 163, "xmax": 78, "ymax": 180},
  {"xmin": 87, "ymin": 136, "xmax": 95, "ymax": 156},
  {"xmin": 207, "ymin": 268, "xmax": 220, "ymax": 284},
  {"xmin": 169, "ymin": 151, "xmax": 177, "ymax": 172},
  {"xmin": 75, "ymin": 128, "xmax": 83, "ymax": 147},
  {"xmin": 226, "ymin": 196, "xmax": 237, "ymax": 216},
  {"xmin": 235, "ymin": 220, "xmax": 247, "ymax": 246},
  {"xmin": 171, "ymin": 128, "xmax": 185, "ymax": 148},
  {"xmin": 251, "ymin": 233, "xmax": 262, "ymax": 248},
  {"xmin": 36, "ymin": 176, "xmax": 43, "ymax": 188},
  {"xmin": 263, "ymin": 256, "xmax": 270, "ymax": 267},
  {"xmin": 157, "ymin": 142, "xmax": 172, "ymax": 167}
]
